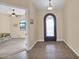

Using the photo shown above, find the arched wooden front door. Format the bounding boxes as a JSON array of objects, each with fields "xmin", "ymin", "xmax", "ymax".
[{"xmin": 44, "ymin": 13, "xmax": 57, "ymax": 41}]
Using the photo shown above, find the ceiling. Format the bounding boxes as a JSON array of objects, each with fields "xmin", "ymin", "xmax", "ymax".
[
  {"xmin": 32, "ymin": 0, "xmax": 66, "ymax": 11},
  {"xmin": 0, "ymin": 0, "xmax": 27, "ymax": 15},
  {"xmin": 0, "ymin": 0, "xmax": 66, "ymax": 15},
  {"xmin": 0, "ymin": 5, "xmax": 26, "ymax": 15}
]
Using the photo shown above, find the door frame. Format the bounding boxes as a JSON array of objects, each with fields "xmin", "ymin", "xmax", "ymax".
[{"xmin": 44, "ymin": 13, "xmax": 57, "ymax": 41}]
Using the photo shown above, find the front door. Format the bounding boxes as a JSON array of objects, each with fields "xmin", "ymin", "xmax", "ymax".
[{"xmin": 44, "ymin": 13, "xmax": 57, "ymax": 41}]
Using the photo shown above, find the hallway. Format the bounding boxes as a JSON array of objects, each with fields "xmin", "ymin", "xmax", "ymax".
[
  {"xmin": 27, "ymin": 42, "xmax": 79, "ymax": 59},
  {"xmin": 0, "ymin": 0, "xmax": 79, "ymax": 58},
  {"xmin": 5, "ymin": 42, "xmax": 79, "ymax": 59}
]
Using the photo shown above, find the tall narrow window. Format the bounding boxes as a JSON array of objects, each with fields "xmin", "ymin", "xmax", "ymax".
[
  {"xmin": 46, "ymin": 15, "xmax": 54, "ymax": 36},
  {"xmin": 19, "ymin": 20, "xmax": 26, "ymax": 31}
]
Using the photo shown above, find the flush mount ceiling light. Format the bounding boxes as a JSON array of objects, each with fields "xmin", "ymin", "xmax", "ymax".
[
  {"xmin": 10, "ymin": 9, "xmax": 17, "ymax": 17},
  {"xmin": 10, "ymin": 9, "xmax": 20, "ymax": 17},
  {"xmin": 48, "ymin": 0, "xmax": 53, "ymax": 10}
]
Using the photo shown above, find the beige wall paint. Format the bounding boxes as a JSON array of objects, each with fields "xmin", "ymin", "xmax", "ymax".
[
  {"xmin": 0, "ymin": 14, "xmax": 10, "ymax": 33},
  {"xmin": 36, "ymin": 10, "xmax": 64, "ymax": 41},
  {"xmin": 9, "ymin": 16, "xmax": 26, "ymax": 38},
  {"xmin": 0, "ymin": 13, "xmax": 26, "ymax": 38},
  {"xmin": 64, "ymin": 0, "xmax": 79, "ymax": 56},
  {"xmin": 27, "ymin": 1, "xmax": 38, "ymax": 49}
]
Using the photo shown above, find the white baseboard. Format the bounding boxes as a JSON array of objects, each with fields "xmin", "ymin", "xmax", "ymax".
[
  {"xmin": 27, "ymin": 40, "xmax": 38, "ymax": 51},
  {"xmin": 27, "ymin": 40, "xmax": 44, "ymax": 51},
  {"xmin": 38, "ymin": 40, "xmax": 44, "ymax": 42},
  {"xmin": 12, "ymin": 38, "xmax": 25, "ymax": 39},
  {"xmin": 26, "ymin": 39, "xmax": 79, "ymax": 57},
  {"xmin": 38, "ymin": 39, "xmax": 63, "ymax": 42},
  {"xmin": 64, "ymin": 40, "xmax": 79, "ymax": 57},
  {"xmin": 57, "ymin": 39, "xmax": 63, "ymax": 41}
]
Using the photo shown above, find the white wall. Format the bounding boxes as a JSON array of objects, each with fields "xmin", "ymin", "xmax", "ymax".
[
  {"xmin": 0, "ymin": 14, "xmax": 10, "ymax": 33},
  {"xmin": 0, "ymin": 13, "xmax": 26, "ymax": 38},
  {"xmin": 36, "ymin": 10, "xmax": 64, "ymax": 41},
  {"xmin": 9, "ymin": 16, "xmax": 26, "ymax": 38},
  {"xmin": 64, "ymin": 0, "xmax": 79, "ymax": 56},
  {"xmin": 27, "ymin": 1, "xmax": 38, "ymax": 50}
]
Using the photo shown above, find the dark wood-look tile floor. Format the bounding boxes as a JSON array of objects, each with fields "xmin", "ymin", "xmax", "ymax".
[
  {"xmin": 27, "ymin": 41, "xmax": 79, "ymax": 59},
  {"xmin": 4, "ymin": 41, "xmax": 79, "ymax": 59}
]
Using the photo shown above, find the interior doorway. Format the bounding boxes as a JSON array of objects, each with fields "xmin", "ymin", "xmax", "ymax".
[{"xmin": 44, "ymin": 13, "xmax": 57, "ymax": 41}]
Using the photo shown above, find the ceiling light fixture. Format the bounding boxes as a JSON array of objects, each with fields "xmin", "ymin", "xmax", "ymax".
[
  {"xmin": 10, "ymin": 9, "xmax": 21, "ymax": 17},
  {"xmin": 10, "ymin": 9, "xmax": 17, "ymax": 17},
  {"xmin": 48, "ymin": 0, "xmax": 53, "ymax": 10}
]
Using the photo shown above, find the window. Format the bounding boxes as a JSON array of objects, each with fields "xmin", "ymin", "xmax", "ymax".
[
  {"xmin": 19, "ymin": 20, "xmax": 26, "ymax": 31},
  {"xmin": 46, "ymin": 15, "xmax": 54, "ymax": 36}
]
